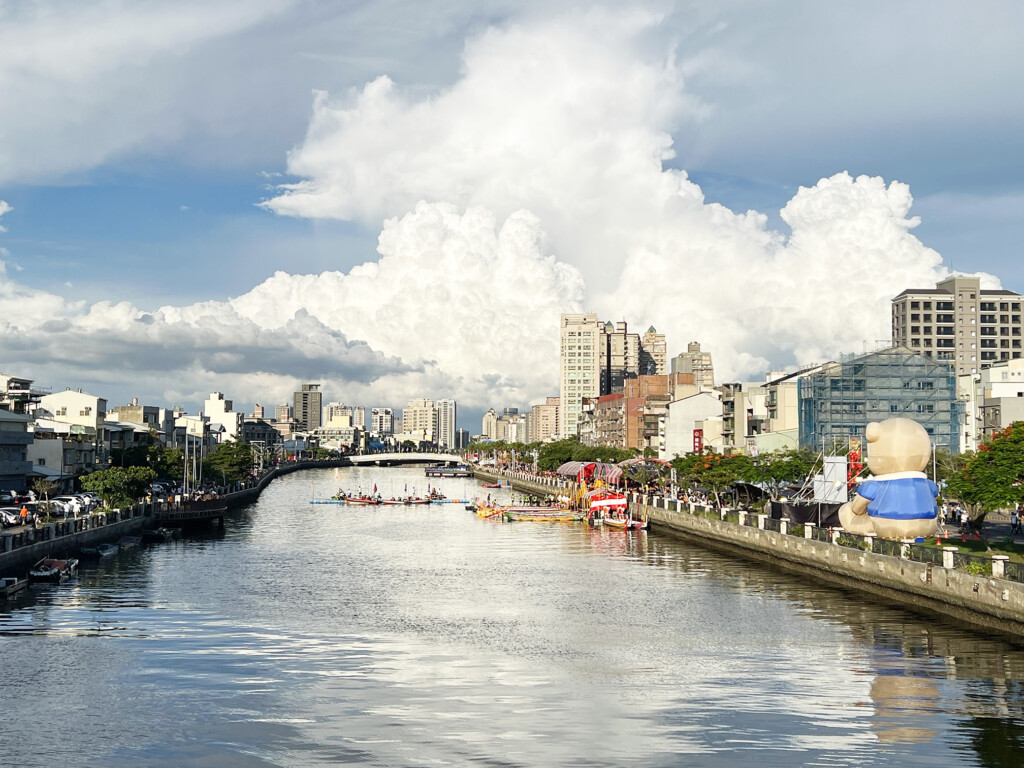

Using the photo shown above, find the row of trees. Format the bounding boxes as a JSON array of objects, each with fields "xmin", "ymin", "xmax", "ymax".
[{"xmin": 75, "ymin": 441, "xmax": 266, "ymax": 508}]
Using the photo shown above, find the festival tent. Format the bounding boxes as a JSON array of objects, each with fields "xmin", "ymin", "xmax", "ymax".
[{"xmin": 555, "ymin": 461, "xmax": 623, "ymax": 484}]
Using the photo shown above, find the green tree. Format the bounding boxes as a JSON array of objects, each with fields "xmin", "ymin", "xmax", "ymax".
[
  {"xmin": 203, "ymin": 441, "xmax": 255, "ymax": 485},
  {"xmin": 672, "ymin": 451, "xmax": 751, "ymax": 508},
  {"xmin": 80, "ymin": 466, "xmax": 157, "ymax": 508},
  {"xmin": 744, "ymin": 448, "xmax": 818, "ymax": 500},
  {"xmin": 537, "ymin": 437, "xmax": 580, "ymax": 471},
  {"xmin": 946, "ymin": 423, "xmax": 1024, "ymax": 513}
]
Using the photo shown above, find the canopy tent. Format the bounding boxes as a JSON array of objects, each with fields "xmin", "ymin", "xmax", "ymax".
[{"xmin": 555, "ymin": 461, "xmax": 623, "ymax": 484}]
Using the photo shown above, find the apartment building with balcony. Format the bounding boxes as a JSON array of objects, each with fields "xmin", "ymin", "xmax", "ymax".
[
  {"xmin": 892, "ymin": 274, "xmax": 1023, "ymax": 376},
  {"xmin": 0, "ymin": 373, "xmax": 50, "ymax": 414}
]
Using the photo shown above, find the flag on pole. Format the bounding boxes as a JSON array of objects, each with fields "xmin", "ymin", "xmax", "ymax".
[{"xmin": 373, "ymin": 483, "xmax": 377, "ymax": 493}]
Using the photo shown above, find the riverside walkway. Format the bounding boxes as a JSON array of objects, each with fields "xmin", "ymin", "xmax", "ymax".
[{"xmin": 0, "ymin": 459, "xmax": 347, "ymax": 576}]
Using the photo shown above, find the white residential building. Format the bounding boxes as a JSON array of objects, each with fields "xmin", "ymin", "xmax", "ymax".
[
  {"xmin": 402, "ymin": 398, "xmax": 436, "ymax": 442},
  {"xmin": 659, "ymin": 391, "xmax": 724, "ymax": 460},
  {"xmin": 559, "ymin": 313, "xmax": 602, "ymax": 435},
  {"xmin": 436, "ymin": 399, "xmax": 457, "ymax": 449},
  {"xmin": 204, "ymin": 392, "xmax": 243, "ymax": 442},
  {"xmin": 371, "ymin": 407, "xmax": 395, "ymax": 435}
]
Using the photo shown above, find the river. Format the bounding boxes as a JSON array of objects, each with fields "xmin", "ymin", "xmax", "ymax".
[{"xmin": 2, "ymin": 466, "xmax": 1024, "ymax": 767}]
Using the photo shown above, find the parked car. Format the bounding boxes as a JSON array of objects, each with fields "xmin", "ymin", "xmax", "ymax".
[{"xmin": 0, "ymin": 508, "xmax": 22, "ymax": 528}]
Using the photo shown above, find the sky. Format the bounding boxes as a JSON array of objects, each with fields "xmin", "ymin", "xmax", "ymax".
[{"xmin": 1, "ymin": 0, "xmax": 1023, "ymax": 430}]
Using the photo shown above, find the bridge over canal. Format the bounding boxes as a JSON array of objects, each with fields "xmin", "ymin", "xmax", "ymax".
[{"xmin": 348, "ymin": 452, "xmax": 465, "ymax": 467}]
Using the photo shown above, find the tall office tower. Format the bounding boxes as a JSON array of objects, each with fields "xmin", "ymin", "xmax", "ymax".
[
  {"xmin": 436, "ymin": 399, "xmax": 457, "ymax": 449},
  {"xmin": 455, "ymin": 428, "xmax": 470, "ymax": 450},
  {"xmin": 599, "ymin": 320, "xmax": 642, "ymax": 395},
  {"xmin": 293, "ymin": 384, "xmax": 322, "ymax": 431},
  {"xmin": 275, "ymin": 403, "xmax": 293, "ymax": 422},
  {"xmin": 371, "ymin": 407, "xmax": 395, "ymax": 435},
  {"xmin": 403, "ymin": 398, "xmax": 436, "ymax": 441},
  {"xmin": 251, "ymin": 404, "xmax": 265, "ymax": 419},
  {"xmin": 892, "ymin": 274, "xmax": 1024, "ymax": 376},
  {"xmin": 481, "ymin": 408, "xmax": 498, "ymax": 439},
  {"xmin": 640, "ymin": 326, "xmax": 667, "ymax": 376},
  {"xmin": 670, "ymin": 341, "xmax": 716, "ymax": 388},
  {"xmin": 559, "ymin": 313, "xmax": 602, "ymax": 435},
  {"xmin": 352, "ymin": 406, "xmax": 366, "ymax": 431}
]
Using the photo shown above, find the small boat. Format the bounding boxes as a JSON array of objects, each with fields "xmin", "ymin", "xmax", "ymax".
[
  {"xmin": 404, "ymin": 498, "xmax": 431, "ymax": 506},
  {"xmin": 96, "ymin": 543, "xmax": 119, "ymax": 557},
  {"xmin": 601, "ymin": 516, "xmax": 648, "ymax": 530},
  {"xmin": 0, "ymin": 576, "xmax": 28, "ymax": 598},
  {"xmin": 117, "ymin": 536, "xmax": 142, "ymax": 550},
  {"xmin": 28, "ymin": 557, "xmax": 79, "ymax": 583},
  {"xmin": 481, "ymin": 483, "xmax": 505, "ymax": 489},
  {"xmin": 345, "ymin": 496, "xmax": 380, "ymax": 506},
  {"xmin": 506, "ymin": 510, "xmax": 584, "ymax": 523},
  {"xmin": 141, "ymin": 527, "xmax": 178, "ymax": 543}
]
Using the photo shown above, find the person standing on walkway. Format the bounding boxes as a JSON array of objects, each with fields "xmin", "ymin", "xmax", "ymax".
[
  {"xmin": 960, "ymin": 507, "xmax": 970, "ymax": 535},
  {"xmin": 1012, "ymin": 508, "xmax": 1020, "ymax": 535}
]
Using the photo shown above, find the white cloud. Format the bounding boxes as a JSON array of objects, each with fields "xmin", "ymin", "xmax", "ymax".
[
  {"xmin": 263, "ymin": 9, "xmax": 975, "ymax": 383},
  {"xmin": 0, "ymin": 202, "xmax": 583, "ymax": 410},
  {"xmin": 0, "ymin": 200, "xmax": 10, "ymax": 231}
]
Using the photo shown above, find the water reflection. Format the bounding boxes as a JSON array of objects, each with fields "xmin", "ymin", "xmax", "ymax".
[{"xmin": 3, "ymin": 467, "xmax": 1024, "ymax": 766}]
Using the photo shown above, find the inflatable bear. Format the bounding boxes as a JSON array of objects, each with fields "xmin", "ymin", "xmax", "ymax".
[{"xmin": 838, "ymin": 418, "xmax": 938, "ymax": 540}]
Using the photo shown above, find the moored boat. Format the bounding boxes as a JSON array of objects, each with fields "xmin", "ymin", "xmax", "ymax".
[
  {"xmin": 28, "ymin": 557, "xmax": 79, "ymax": 583},
  {"xmin": 505, "ymin": 509, "xmax": 585, "ymax": 523},
  {"xmin": 117, "ymin": 536, "xmax": 142, "ymax": 550},
  {"xmin": 1, "ymin": 576, "xmax": 28, "ymax": 598}
]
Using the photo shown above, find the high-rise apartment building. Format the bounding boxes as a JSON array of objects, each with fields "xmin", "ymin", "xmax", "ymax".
[
  {"xmin": 600, "ymin": 321, "xmax": 641, "ymax": 394},
  {"xmin": 293, "ymin": 384, "xmax": 322, "ymax": 432},
  {"xmin": 481, "ymin": 408, "xmax": 498, "ymax": 439},
  {"xmin": 560, "ymin": 314, "xmax": 669, "ymax": 436},
  {"xmin": 559, "ymin": 313, "xmax": 602, "ymax": 434},
  {"xmin": 204, "ymin": 392, "xmax": 242, "ymax": 442},
  {"xmin": 640, "ymin": 327, "xmax": 667, "ymax": 376},
  {"xmin": 436, "ymin": 399, "xmax": 457, "ymax": 449},
  {"xmin": 324, "ymin": 402, "xmax": 364, "ymax": 428},
  {"xmin": 670, "ymin": 341, "xmax": 715, "ymax": 388},
  {"xmin": 371, "ymin": 407, "xmax": 394, "ymax": 435},
  {"xmin": 526, "ymin": 396, "xmax": 560, "ymax": 443},
  {"xmin": 402, "ymin": 398, "xmax": 436, "ymax": 441},
  {"xmin": 892, "ymin": 274, "xmax": 1023, "ymax": 376},
  {"xmin": 275, "ymin": 403, "xmax": 293, "ymax": 422}
]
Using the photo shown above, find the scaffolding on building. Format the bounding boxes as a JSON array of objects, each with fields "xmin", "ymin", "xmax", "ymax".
[{"xmin": 798, "ymin": 346, "xmax": 962, "ymax": 455}]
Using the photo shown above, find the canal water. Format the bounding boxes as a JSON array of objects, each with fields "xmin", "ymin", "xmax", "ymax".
[{"xmin": 3, "ymin": 466, "xmax": 1024, "ymax": 767}]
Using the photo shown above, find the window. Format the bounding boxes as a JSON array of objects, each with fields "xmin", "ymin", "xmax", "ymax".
[
  {"xmin": 937, "ymin": 301, "xmax": 953, "ymax": 310},
  {"xmin": 923, "ymin": 314, "xmax": 932, "ymax": 322},
  {"xmin": 924, "ymin": 301, "xmax": 932, "ymax": 309},
  {"xmin": 890, "ymin": 404, "xmax": 899, "ymax": 412},
  {"xmin": 911, "ymin": 313, "xmax": 920, "ymax": 322},
  {"xmin": 911, "ymin": 301, "xmax": 920, "ymax": 309},
  {"xmin": 911, "ymin": 326, "xmax": 920, "ymax": 334}
]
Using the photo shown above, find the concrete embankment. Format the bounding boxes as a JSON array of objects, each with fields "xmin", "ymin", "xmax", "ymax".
[
  {"xmin": 638, "ymin": 494, "xmax": 1024, "ymax": 638},
  {"xmin": 0, "ymin": 459, "xmax": 349, "ymax": 577},
  {"xmin": 472, "ymin": 467, "xmax": 572, "ymax": 498},
  {"xmin": 474, "ymin": 466, "xmax": 1024, "ymax": 638}
]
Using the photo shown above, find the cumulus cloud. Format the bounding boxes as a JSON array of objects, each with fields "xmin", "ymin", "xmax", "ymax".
[
  {"xmin": 263, "ymin": 8, "xmax": 980, "ymax": 385},
  {"xmin": 0, "ymin": 200, "xmax": 10, "ymax": 231},
  {"xmin": 0, "ymin": 202, "xmax": 583, "ymax": 410}
]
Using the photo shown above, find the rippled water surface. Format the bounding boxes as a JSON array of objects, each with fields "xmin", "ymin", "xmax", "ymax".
[{"xmin": 4, "ymin": 467, "xmax": 1024, "ymax": 767}]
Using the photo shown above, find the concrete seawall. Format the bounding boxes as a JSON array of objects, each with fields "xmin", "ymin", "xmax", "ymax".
[
  {"xmin": 0, "ymin": 459, "xmax": 349, "ymax": 578},
  {"xmin": 473, "ymin": 466, "xmax": 1024, "ymax": 637},
  {"xmin": 639, "ymin": 495, "xmax": 1024, "ymax": 638}
]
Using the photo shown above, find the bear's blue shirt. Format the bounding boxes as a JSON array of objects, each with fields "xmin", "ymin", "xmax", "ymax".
[{"xmin": 857, "ymin": 475, "xmax": 938, "ymax": 521}]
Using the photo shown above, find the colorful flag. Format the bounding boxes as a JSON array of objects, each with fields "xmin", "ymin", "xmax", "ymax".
[{"xmin": 373, "ymin": 484, "xmax": 377, "ymax": 493}]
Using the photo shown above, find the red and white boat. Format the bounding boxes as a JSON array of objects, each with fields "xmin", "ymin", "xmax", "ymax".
[
  {"xmin": 345, "ymin": 496, "xmax": 380, "ymax": 506},
  {"xmin": 587, "ymin": 490, "xmax": 647, "ymax": 530}
]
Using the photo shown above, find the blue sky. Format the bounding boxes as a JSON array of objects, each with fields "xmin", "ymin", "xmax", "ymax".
[{"xmin": 1, "ymin": 1, "xmax": 1023, "ymax": 425}]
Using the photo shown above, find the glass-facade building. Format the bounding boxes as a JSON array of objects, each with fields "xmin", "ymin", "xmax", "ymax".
[{"xmin": 799, "ymin": 347, "xmax": 962, "ymax": 453}]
